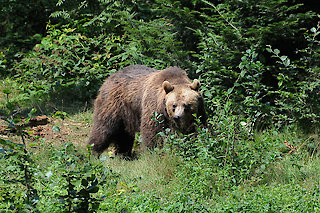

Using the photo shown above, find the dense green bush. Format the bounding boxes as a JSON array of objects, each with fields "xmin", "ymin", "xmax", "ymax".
[
  {"xmin": 0, "ymin": 115, "xmax": 114, "ymax": 212},
  {"xmin": 0, "ymin": 0, "xmax": 58, "ymax": 77},
  {"xmin": 8, "ymin": 0, "xmax": 186, "ymax": 106},
  {"xmin": 161, "ymin": 103, "xmax": 283, "ymax": 195},
  {"xmin": 194, "ymin": 0, "xmax": 318, "ymax": 128},
  {"xmin": 266, "ymin": 24, "xmax": 320, "ymax": 129},
  {"xmin": 13, "ymin": 25, "xmax": 116, "ymax": 104},
  {"xmin": 1, "ymin": 0, "xmax": 318, "ymax": 129}
]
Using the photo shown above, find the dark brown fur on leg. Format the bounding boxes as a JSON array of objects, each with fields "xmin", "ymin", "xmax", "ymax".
[
  {"xmin": 113, "ymin": 131, "xmax": 135, "ymax": 159},
  {"xmin": 87, "ymin": 120, "xmax": 113, "ymax": 157}
]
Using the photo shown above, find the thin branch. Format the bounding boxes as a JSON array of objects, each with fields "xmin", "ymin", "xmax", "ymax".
[{"xmin": 201, "ymin": 0, "xmax": 242, "ymax": 38}]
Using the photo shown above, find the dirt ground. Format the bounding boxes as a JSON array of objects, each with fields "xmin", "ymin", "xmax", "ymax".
[{"xmin": 0, "ymin": 115, "xmax": 92, "ymax": 148}]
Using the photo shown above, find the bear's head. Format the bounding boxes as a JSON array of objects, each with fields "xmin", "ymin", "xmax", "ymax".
[{"xmin": 162, "ymin": 79, "xmax": 205, "ymax": 133}]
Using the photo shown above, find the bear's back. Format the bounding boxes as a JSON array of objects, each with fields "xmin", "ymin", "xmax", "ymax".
[{"xmin": 115, "ymin": 65, "xmax": 157, "ymax": 80}]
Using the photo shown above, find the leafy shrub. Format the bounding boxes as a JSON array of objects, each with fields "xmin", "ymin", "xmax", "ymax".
[
  {"xmin": 0, "ymin": 110, "xmax": 40, "ymax": 211},
  {"xmin": 12, "ymin": 24, "xmax": 117, "ymax": 105},
  {"xmin": 162, "ymin": 103, "xmax": 317, "ymax": 197},
  {"xmin": 266, "ymin": 24, "xmax": 320, "ymax": 129},
  {"xmin": 194, "ymin": 0, "xmax": 317, "ymax": 129},
  {"xmin": 38, "ymin": 143, "xmax": 105, "ymax": 212},
  {"xmin": 3, "ymin": 0, "xmax": 318, "ymax": 131},
  {"xmin": 0, "ymin": 110, "xmax": 117, "ymax": 212},
  {"xmin": 9, "ymin": 0, "xmax": 187, "ymax": 107},
  {"xmin": 1, "ymin": 1, "xmax": 320, "ymax": 210},
  {"xmin": 0, "ymin": 0, "xmax": 59, "ymax": 77},
  {"xmin": 161, "ymin": 103, "xmax": 283, "ymax": 197}
]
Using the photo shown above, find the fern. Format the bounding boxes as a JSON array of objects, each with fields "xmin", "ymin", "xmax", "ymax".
[{"xmin": 50, "ymin": 10, "xmax": 71, "ymax": 19}]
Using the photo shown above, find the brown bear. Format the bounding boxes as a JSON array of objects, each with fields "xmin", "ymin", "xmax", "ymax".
[{"xmin": 87, "ymin": 65, "xmax": 206, "ymax": 156}]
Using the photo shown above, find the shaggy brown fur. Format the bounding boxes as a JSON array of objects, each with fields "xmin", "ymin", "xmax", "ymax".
[{"xmin": 87, "ymin": 65, "xmax": 206, "ymax": 156}]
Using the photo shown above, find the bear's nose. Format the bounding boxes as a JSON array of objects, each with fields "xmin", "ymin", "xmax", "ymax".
[{"xmin": 173, "ymin": 115, "xmax": 180, "ymax": 121}]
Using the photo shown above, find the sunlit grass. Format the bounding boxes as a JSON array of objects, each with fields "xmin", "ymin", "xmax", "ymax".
[{"xmin": 104, "ymin": 150, "xmax": 180, "ymax": 192}]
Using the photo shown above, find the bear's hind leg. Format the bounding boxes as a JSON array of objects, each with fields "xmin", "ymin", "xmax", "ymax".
[
  {"xmin": 87, "ymin": 120, "xmax": 113, "ymax": 156},
  {"xmin": 113, "ymin": 131, "xmax": 135, "ymax": 158}
]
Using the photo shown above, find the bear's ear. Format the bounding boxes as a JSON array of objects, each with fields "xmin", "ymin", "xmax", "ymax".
[
  {"xmin": 190, "ymin": 79, "xmax": 200, "ymax": 91},
  {"xmin": 163, "ymin": 81, "xmax": 174, "ymax": 94}
]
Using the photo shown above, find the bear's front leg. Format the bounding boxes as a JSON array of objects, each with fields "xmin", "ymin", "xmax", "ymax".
[{"xmin": 140, "ymin": 114, "xmax": 163, "ymax": 151}]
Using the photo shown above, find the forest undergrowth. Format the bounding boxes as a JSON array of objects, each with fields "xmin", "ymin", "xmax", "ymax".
[{"xmin": 0, "ymin": 101, "xmax": 319, "ymax": 212}]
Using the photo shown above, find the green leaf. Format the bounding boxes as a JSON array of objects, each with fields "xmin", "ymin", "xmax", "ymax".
[
  {"xmin": 280, "ymin": 56, "xmax": 287, "ymax": 61},
  {"xmin": 204, "ymin": 90, "xmax": 213, "ymax": 98},
  {"xmin": 28, "ymin": 108, "xmax": 37, "ymax": 117},
  {"xmin": 240, "ymin": 70, "xmax": 246, "ymax": 78},
  {"xmin": 284, "ymin": 58, "xmax": 290, "ymax": 67},
  {"xmin": 227, "ymin": 87, "xmax": 234, "ymax": 94}
]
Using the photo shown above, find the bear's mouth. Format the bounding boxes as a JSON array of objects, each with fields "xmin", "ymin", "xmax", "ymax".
[{"xmin": 173, "ymin": 121, "xmax": 195, "ymax": 134}]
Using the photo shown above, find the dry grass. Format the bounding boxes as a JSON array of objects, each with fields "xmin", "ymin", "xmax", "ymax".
[{"xmin": 104, "ymin": 150, "xmax": 180, "ymax": 193}]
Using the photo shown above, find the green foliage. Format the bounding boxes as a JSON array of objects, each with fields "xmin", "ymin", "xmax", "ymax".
[
  {"xmin": 49, "ymin": 0, "xmax": 188, "ymax": 68},
  {"xmin": 214, "ymin": 184, "xmax": 320, "ymax": 212},
  {"xmin": 1, "ymin": 108, "xmax": 320, "ymax": 211},
  {"xmin": 0, "ymin": 51, "xmax": 6, "ymax": 70},
  {"xmin": 12, "ymin": 24, "xmax": 116, "ymax": 104},
  {"xmin": 265, "ymin": 24, "xmax": 320, "ymax": 129},
  {"xmin": 0, "ymin": 109, "xmax": 39, "ymax": 211},
  {"xmin": 1, "ymin": 0, "xmax": 318, "ymax": 129},
  {"xmin": 42, "ymin": 143, "xmax": 103, "ymax": 212},
  {"xmin": 0, "ymin": 116, "xmax": 116, "ymax": 212},
  {"xmin": 0, "ymin": 0, "xmax": 57, "ymax": 76},
  {"xmin": 194, "ymin": 0, "xmax": 318, "ymax": 128},
  {"xmin": 8, "ymin": 0, "xmax": 187, "ymax": 106},
  {"xmin": 162, "ymin": 104, "xmax": 282, "ymax": 195}
]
